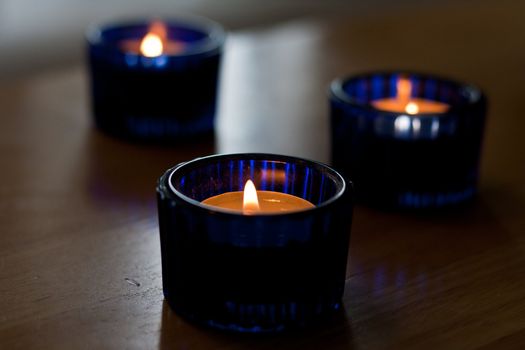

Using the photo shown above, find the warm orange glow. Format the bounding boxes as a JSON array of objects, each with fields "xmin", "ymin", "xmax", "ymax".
[
  {"xmin": 372, "ymin": 77, "xmax": 449, "ymax": 114},
  {"xmin": 140, "ymin": 21, "xmax": 168, "ymax": 57},
  {"xmin": 405, "ymin": 101, "xmax": 419, "ymax": 114},
  {"xmin": 149, "ymin": 21, "xmax": 168, "ymax": 40},
  {"xmin": 243, "ymin": 180, "xmax": 260, "ymax": 213},
  {"xmin": 201, "ymin": 180, "xmax": 314, "ymax": 214}
]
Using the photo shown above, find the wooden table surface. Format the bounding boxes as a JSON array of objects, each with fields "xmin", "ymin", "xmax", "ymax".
[{"xmin": 2, "ymin": 1, "xmax": 525, "ymax": 349}]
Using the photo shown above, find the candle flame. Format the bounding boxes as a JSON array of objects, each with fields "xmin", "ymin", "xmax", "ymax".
[
  {"xmin": 397, "ymin": 77, "xmax": 412, "ymax": 102},
  {"xmin": 243, "ymin": 180, "xmax": 260, "ymax": 214},
  {"xmin": 140, "ymin": 21, "xmax": 167, "ymax": 57},
  {"xmin": 405, "ymin": 101, "xmax": 419, "ymax": 114},
  {"xmin": 140, "ymin": 33, "xmax": 163, "ymax": 57},
  {"xmin": 397, "ymin": 77, "xmax": 420, "ymax": 114}
]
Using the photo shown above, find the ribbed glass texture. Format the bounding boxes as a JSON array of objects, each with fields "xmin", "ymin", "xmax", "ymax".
[{"xmin": 330, "ymin": 72, "xmax": 486, "ymax": 210}]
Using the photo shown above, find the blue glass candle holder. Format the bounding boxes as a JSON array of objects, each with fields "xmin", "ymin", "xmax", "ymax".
[
  {"xmin": 157, "ymin": 153, "xmax": 353, "ymax": 333},
  {"xmin": 330, "ymin": 72, "xmax": 487, "ymax": 210},
  {"xmin": 86, "ymin": 17, "xmax": 225, "ymax": 143}
]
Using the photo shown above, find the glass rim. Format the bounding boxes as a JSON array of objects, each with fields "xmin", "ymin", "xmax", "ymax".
[
  {"xmin": 329, "ymin": 70, "xmax": 486, "ymax": 117},
  {"xmin": 163, "ymin": 153, "xmax": 349, "ymax": 217},
  {"xmin": 86, "ymin": 15, "xmax": 226, "ymax": 58}
]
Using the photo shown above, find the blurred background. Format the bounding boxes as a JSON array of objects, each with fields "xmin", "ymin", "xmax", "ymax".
[
  {"xmin": 0, "ymin": 0, "xmax": 523, "ymax": 166},
  {"xmin": 0, "ymin": 0, "xmax": 491, "ymax": 79}
]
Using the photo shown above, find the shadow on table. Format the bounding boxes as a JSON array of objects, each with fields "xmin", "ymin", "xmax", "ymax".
[
  {"xmin": 158, "ymin": 300, "xmax": 356, "ymax": 350},
  {"xmin": 82, "ymin": 130, "xmax": 215, "ymax": 206}
]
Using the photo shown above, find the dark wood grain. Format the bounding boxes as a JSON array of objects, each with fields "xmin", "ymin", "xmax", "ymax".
[{"xmin": 1, "ymin": 1, "xmax": 525, "ymax": 348}]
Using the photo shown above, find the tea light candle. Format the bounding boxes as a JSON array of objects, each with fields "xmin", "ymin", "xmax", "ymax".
[
  {"xmin": 157, "ymin": 153, "xmax": 353, "ymax": 332},
  {"xmin": 202, "ymin": 179, "xmax": 315, "ymax": 214},
  {"xmin": 330, "ymin": 72, "xmax": 486, "ymax": 210},
  {"xmin": 86, "ymin": 17, "xmax": 225, "ymax": 143}
]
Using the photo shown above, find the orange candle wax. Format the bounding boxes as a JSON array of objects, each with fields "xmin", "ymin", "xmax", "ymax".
[
  {"xmin": 371, "ymin": 77, "xmax": 449, "ymax": 114},
  {"xmin": 201, "ymin": 180, "xmax": 314, "ymax": 214}
]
